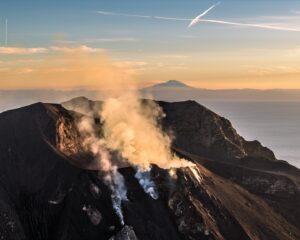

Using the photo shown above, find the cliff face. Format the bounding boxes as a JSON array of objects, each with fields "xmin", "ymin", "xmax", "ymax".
[
  {"xmin": 0, "ymin": 100, "xmax": 299, "ymax": 240},
  {"xmin": 158, "ymin": 101, "xmax": 276, "ymax": 162}
]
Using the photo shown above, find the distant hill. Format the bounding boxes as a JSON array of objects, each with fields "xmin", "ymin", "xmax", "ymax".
[
  {"xmin": 0, "ymin": 89, "xmax": 99, "ymax": 113},
  {"xmin": 140, "ymin": 80, "xmax": 300, "ymax": 102},
  {"xmin": 143, "ymin": 80, "xmax": 192, "ymax": 90}
]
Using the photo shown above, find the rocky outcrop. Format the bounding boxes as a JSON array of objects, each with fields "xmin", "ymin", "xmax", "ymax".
[
  {"xmin": 158, "ymin": 100, "xmax": 277, "ymax": 162},
  {"xmin": 109, "ymin": 226, "xmax": 138, "ymax": 240},
  {"xmin": 242, "ymin": 140, "xmax": 276, "ymax": 161},
  {"xmin": 158, "ymin": 101, "xmax": 247, "ymax": 161}
]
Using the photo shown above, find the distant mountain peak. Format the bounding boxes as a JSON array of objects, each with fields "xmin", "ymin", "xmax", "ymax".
[
  {"xmin": 146, "ymin": 80, "xmax": 191, "ymax": 89},
  {"xmin": 163, "ymin": 80, "xmax": 189, "ymax": 87}
]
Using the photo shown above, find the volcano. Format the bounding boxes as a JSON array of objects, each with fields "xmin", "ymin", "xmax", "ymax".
[
  {"xmin": 0, "ymin": 98, "xmax": 299, "ymax": 240},
  {"xmin": 143, "ymin": 80, "xmax": 192, "ymax": 89}
]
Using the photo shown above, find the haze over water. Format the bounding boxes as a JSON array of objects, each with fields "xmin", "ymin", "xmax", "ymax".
[{"xmin": 202, "ymin": 101, "xmax": 300, "ymax": 168}]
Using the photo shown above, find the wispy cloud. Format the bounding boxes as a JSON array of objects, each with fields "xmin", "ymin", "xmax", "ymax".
[
  {"xmin": 0, "ymin": 47, "xmax": 48, "ymax": 54},
  {"xmin": 259, "ymin": 46, "xmax": 300, "ymax": 57},
  {"xmin": 114, "ymin": 61, "xmax": 148, "ymax": 75},
  {"xmin": 159, "ymin": 54, "xmax": 189, "ymax": 59},
  {"xmin": 56, "ymin": 38, "xmax": 139, "ymax": 44},
  {"xmin": 247, "ymin": 65, "xmax": 300, "ymax": 77},
  {"xmin": 97, "ymin": 11, "xmax": 152, "ymax": 19},
  {"xmin": 16, "ymin": 68, "xmax": 34, "ymax": 74},
  {"xmin": 155, "ymin": 62, "xmax": 188, "ymax": 70},
  {"xmin": 96, "ymin": 10, "xmax": 190, "ymax": 21},
  {"xmin": 198, "ymin": 19, "xmax": 300, "ymax": 32},
  {"xmin": 83, "ymin": 38, "xmax": 139, "ymax": 43},
  {"xmin": 260, "ymin": 15, "xmax": 300, "ymax": 20},
  {"xmin": 0, "ymin": 46, "xmax": 139, "ymax": 90},
  {"xmin": 0, "ymin": 45, "xmax": 104, "ymax": 55},
  {"xmin": 50, "ymin": 45, "xmax": 104, "ymax": 53},
  {"xmin": 152, "ymin": 16, "xmax": 190, "ymax": 21},
  {"xmin": 96, "ymin": 8, "xmax": 300, "ymax": 32}
]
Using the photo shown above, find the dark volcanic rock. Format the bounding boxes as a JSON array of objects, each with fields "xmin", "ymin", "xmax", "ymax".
[
  {"xmin": 158, "ymin": 101, "xmax": 247, "ymax": 161},
  {"xmin": 0, "ymin": 100, "xmax": 299, "ymax": 240},
  {"xmin": 158, "ymin": 100, "xmax": 276, "ymax": 162},
  {"xmin": 242, "ymin": 140, "xmax": 276, "ymax": 161},
  {"xmin": 109, "ymin": 225, "xmax": 138, "ymax": 240}
]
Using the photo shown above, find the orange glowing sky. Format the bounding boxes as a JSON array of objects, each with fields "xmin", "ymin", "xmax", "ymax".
[{"xmin": 1, "ymin": 0, "xmax": 300, "ymax": 90}]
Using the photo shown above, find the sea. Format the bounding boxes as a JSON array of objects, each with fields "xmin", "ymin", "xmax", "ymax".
[{"xmin": 199, "ymin": 101, "xmax": 300, "ymax": 169}]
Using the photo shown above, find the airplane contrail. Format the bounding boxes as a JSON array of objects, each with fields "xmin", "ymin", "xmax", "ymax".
[
  {"xmin": 96, "ymin": 11, "xmax": 190, "ymax": 21},
  {"xmin": 198, "ymin": 19, "xmax": 300, "ymax": 32},
  {"xmin": 152, "ymin": 16, "xmax": 191, "ymax": 21},
  {"xmin": 188, "ymin": 2, "xmax": 220, "ymax": 28},
  {"xmin": 96, "ymin": 3, "xmax": 219, "ymax": 24},
  {"xmin": 97, "ymin": 11, "xmax": 152, "ymax": 19},
  {"xmin": 96, "ymin": 8, "xmax": 300, "ymax": 32}
]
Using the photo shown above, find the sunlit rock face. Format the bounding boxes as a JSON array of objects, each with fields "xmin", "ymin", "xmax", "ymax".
[{"xmin": 0, "ymin": 100, "xmax": 299, "ymax": 240}]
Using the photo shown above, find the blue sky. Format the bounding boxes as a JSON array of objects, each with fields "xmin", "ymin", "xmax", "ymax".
[
  {"xmin": 1, "ymin": 0, "xmax": 299, "ymax": 47},
  {"xmin": 1, "ymin": 0, "xmax": 300, "ymax": 89}
]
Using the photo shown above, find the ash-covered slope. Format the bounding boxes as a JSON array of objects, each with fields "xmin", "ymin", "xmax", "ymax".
[{"xmin": 0, "ymin": 100, "xmax": 299, "ymax": 240}]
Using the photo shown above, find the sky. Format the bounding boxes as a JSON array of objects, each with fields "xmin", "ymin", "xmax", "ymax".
[{"xmin": 1, "ymin": 0, "xmax": 300, "ymax": 89}]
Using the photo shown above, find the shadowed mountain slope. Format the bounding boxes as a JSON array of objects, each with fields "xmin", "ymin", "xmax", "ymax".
[{"xmin": 0, "ymin": 100, "xmax": 299, "ymax": 240}]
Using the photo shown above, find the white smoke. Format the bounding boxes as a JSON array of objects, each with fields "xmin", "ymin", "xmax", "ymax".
[
  {"xmin": 70, "ymin": 51, "xmax": 194, "ymax": 223},
  {"xmin": 99, "ymin": 93, "xmax": 196, "ymax": 200},
  {"xmin": 100, "ymin": 93, "xmax": 194, "ymax": 170},
  {"xmin": 101, "ymin": 154, "xmax": 128, "ymax": 226},
  {"xmin": 78, "ymin": 117, "xmax": 127, "ymax": 225},
  {"xmin": 77, "ymin": 94, "xmax": 194, "ymax": 203},
  {"xmin": 135, "ymin": 169, "xmax": 159, "ymax": 200}
]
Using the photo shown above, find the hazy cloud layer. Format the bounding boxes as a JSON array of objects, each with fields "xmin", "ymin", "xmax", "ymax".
[
  {"xmin": 0, "ymin": 45, "xmax": 104, "ymax": 55},
  {"xmin": 0, "ymin": 47, "xmax": 48, "ymax": 54}
]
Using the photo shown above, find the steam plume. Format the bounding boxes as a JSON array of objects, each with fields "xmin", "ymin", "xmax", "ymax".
[
  {"xmin": 71, "ymin": 49, "xmax": 193, "ymax": 213},
  {"xmin": 78, "ymin": 117, "xmax": 128, "ymax": 225},
  {"xmin": 135, "ymin": 169, "xmax": 159, "ymax": 200},
  {"xmin": 100, "ymin": 94, "xmax": 194, "ymax": 170},
  {"xmin": 100, "ymin": 93, "xmax": 194, "ymax": 199}
]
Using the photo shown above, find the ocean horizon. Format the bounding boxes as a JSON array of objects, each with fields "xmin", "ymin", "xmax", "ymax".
[{"xmin": 201, "ymin": 101, "xmax": 300, "ymax": 169}]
